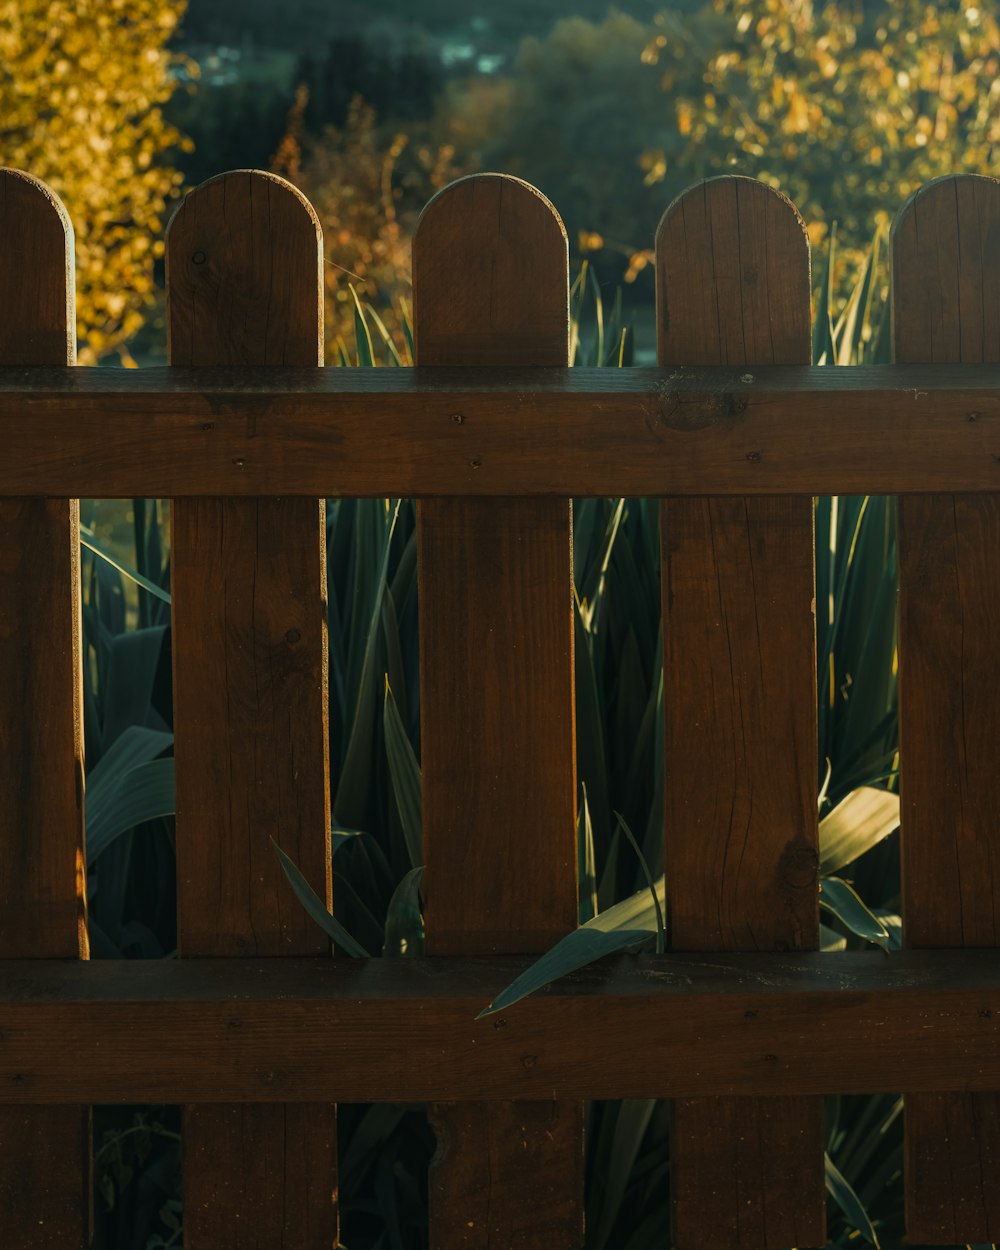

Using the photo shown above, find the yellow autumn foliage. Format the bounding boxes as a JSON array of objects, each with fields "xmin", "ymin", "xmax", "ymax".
[
  {"xmin": 0, "ymin": 0, "xmax": 189, "ymax": 362},
  {"xmin": 275, "ymin": 94, "xmax": 464, "ymax": 360},
  {"xmin": 643, "ymin": 0, "xmax": 1000, "ymax": 258}
]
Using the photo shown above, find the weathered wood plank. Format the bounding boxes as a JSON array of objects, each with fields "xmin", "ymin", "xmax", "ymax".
[
  {"xmin": 183, "ymin": 1105, "xmax": 337, "ymax": 1247},
  {"xmin": 659, "ymin": 176, "xmax": 823, "ymax": 1250},
  {"xmin": 670, "ymin": 1096, "xmax": 823, "ymax": 1250},
  {"xmin": 2, "ymin": 952, "xmax": 1000, "ymax": 1103},
  {"xmin": 415, "ymin": 175, "xmax": 583, "ymax": 1250},
  {"xmin": 428, "ymin": 1103, "xmax": 584, "ymax": 1249},
  {"xmin": 896, "ymin": 173, "xmax": 1000, "ymax": 1244},
  {"xmin": 3, "ymin": 363, "xmax": 1000, "ymax": 497},
  {"xmin": 0, "ymin": 168, "xmax": 90, "ymax": 1248},
  {"xmin": 167, "ymin": 170, "xmax": 336, "ymax": 1250},
  {"xmin": 4, "ymin": 360, "xmax": 998, "ymax": 399}
]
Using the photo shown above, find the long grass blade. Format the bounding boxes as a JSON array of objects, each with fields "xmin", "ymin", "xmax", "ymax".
[
  {"xmin": 819, "ymin": 786, "xmax": 899, "ymax": 875},
  {"xmin": 820, "ymin": 876, "xmax": 890, "ymax": 950},
  {"xmin": 826, "ymin": 1151, "xmax": 881, "ymax": 1247},
  {"xmin": 477, "ymin": 877, "xmax": 665, "ymax": 1017},
  {"xmin": 383, "ymin": 679, "xmax": 422, "ymax": 870},
  {"xmin": 272, "ymin": 838, "xmax": 369, "ymax": 957},
  {"xmin": 80, "ymin": 527, "xmax": 172, "ymax": 606}
]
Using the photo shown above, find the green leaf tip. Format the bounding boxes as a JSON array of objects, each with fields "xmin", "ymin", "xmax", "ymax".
[{"xmin": 271, "ymin": 837, "xmax": 370, "ymax": 958}]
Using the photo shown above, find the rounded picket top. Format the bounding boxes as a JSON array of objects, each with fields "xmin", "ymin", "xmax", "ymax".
[
  {"xmin": 166, "ymin": 169, "xmax": 324, "ymax": 366},
  {"xmin": 891, "ymin": 173, "xmax": 1000, "ymax": 364},
  {"xmin": 655, "ymin": 175, "xmax": 811, "ymax": 366},
  {"xmin": 0, "ymin": 169, "xmax": 75, "ymax": 365},
  {"xmin": 412, "ymin": 173, "xmax": 569, "ymax": 366}
]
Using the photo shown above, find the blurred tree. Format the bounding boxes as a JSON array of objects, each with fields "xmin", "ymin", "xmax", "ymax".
[
  {"xmin": 273, "ymin": 92, "xmax": 464, "ymax": 358},
  {"xmin": 440, "ymin": 12, "xmax": 672, "ymax": 288},
  {"xmin": 0, "ymin": 0, "xmax": 189, "ymax": 362},
  {"xmin": 643, "ymin": 0, "xmax": 1000, "ymax": 257},
  {"xmin": 167, "ymin": 78, "xmax": 293, "ymax": 189},
  {"xmin": 297, "ymin": 34, "xmax": 442, "ymax": 133}
]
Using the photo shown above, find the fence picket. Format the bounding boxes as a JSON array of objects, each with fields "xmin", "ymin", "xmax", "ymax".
[
  {"xmin": 657, "ymin": 176, "xmax": 824, "ymax": 1249},
  {"xmin": 166, "ymin": 170, "xmax": 337, "ymax": 1249},
  {"xmin": 894, "ymin": 172, "xmax": 1000, "ymax": 1244},
  {"xmin": 0, "ymin": 168, "xmax": 90, "ymax": 1249},
  {"xmin": 414, "ymin": 174, "xmax": 584, "ymax": 1249}
]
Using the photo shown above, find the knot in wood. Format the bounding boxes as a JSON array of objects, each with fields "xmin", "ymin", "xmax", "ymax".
[
  {"xmin": 653, "ymin": 390, "xmax": 749, "ymax": 432},
  {"xmin": 777, "ymin": 839, "xmax": 818, "ymax": 890}
]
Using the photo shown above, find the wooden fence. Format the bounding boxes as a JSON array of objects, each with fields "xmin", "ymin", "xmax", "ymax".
[{"xmin": 0, "ymin": 164, "xmax": 998, "ymax": 1249}]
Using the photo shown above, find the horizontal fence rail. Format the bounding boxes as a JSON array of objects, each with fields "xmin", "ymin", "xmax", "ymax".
[
  {"xmin": 2, "ymin": 163, "xmax": 1000, "ymax": 1248},
  {"xmin": 1, "ymin": 364, "xmax": 1000, "ymax": 496},
  {"xmin": 1, "ymin": 953, "xmax": 1000, "ymax": 1102}
]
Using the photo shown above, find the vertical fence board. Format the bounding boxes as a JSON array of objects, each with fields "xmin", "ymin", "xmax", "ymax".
[
  {"xmin": 167, "ymin": 170, "xmax": 336, "ymax": 1249},
  {"xmin": 415, "ymin": 174, "xmax": 583, "ymax": 1249},
  {"xmin": 0, "ymin": 168, "xmax": 90, "ymax": 1249},
  {"xmin": 895, "ymin": 173, "xmax": 1000, "ymax": 1244},
  {"xmin": 658, "ymin": 176, "xmax": 824, "ymax": 1250}
]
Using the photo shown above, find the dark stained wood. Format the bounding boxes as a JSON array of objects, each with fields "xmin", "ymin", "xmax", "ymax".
[
  {"xmin": 414, "ymin": 175, "xmax": 583, "ymax": 1249},
  {"xmin": 428, "ymin": 1103, "xmax": 584, "ymax": 1250},
  {"xmin": 8, "ymin": 946, "xmax": 1000, "ymax": 1004},
  {"xmin": 0, "ymin": 1105, "xmax": 91, "ymax": 1246},
  {"xmin": 5, "ymin": 362, "xmax": 1000, "ymax": 498},
  {"xmin": 184, "ymin": 1105, "xmax": 337, "ymax": 1247},
  {"xmin": 417, "ymin": 493, "xmax": 577, "ymax": 954},
  {"xmin": 905, "ymin": 1093, "xmax": 1000, "ymax": 1242},
  {"xmin": 0, "ymin": 168, "xmax": 90, "ymax": 1248},
  {"xmin": 895, "ymin": 173, "xmax": 1000, "ymax": 1243},
  {"xmin": 3, "ymin": 951, "xmax": 1000, "ymax": 1103},
  {"xmin": 658, "ymin": 177, "xmax": 823, "ymax": 1250},
  {"xmin": 671, "ymin": 1096, "xmax": 823, "ymax": 1249},
  {"xmin": 166, "ymin": 170, "xmax": 336, "ymax": 1250}
]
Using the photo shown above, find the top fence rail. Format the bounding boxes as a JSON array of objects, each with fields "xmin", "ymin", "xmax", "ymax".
[{"xmin": 2, "ymin": 363, "xmax": 1000, "ymax": 497}]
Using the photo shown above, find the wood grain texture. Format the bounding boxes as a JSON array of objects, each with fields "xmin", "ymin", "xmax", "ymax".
[
  {"xmin": 895, "ymin": 173, "xmax": 1000, "ymax": 1243},
  {"xmin": 166, "ymin": 170, "xmax": 336, "ymax": 1249},
  {"xmin": 184, "ymin": 1105, "xmax": 337, "ymax": 1247},
  {"xmin": 0, "ymin": 1105, "xmax": 91, "ymax": 1246},
  {"xmin": 0, "ymin": 167, "xmax": 90, "ymax": 1248},
  {"xmin": 5, "ymin": 363, "xmax": 1000, "ymax": 498},
  {"xmin": 4, "ymin": 951, "xmax": 1000, "ymax": 1103},
  {"xmin": 658, "ymin": 177, "xmax": 823, "ymax": 1250},
  {"xmin": 670, "ymin": 1096, "xmax": 822, "ymax": 1249},
  {"xmin": 428, "ymin": 1103, "xmax": 584, "ymax": 1250},
  {"xmin": 414, "ymin": 175, "xmax": 583, "ymax": 1249}
]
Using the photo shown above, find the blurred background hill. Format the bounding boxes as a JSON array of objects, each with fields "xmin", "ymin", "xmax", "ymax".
[{"xmin": 177, "ymin": 0, "xmax": 677, "ymax": 51}]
